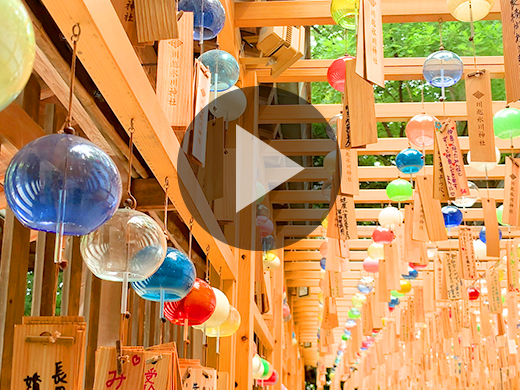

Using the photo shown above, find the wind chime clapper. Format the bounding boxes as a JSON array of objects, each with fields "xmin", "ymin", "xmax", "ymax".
[{"xmin": 54, "ymin": 23, "xmax": 81, "ymax": 268}]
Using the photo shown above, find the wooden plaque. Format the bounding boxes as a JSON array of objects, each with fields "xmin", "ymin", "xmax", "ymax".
[
  {"xmin": 465, "ymin": 70, "xmax": 497, "ymax": 162},
  {"xmin": 363, "ymin": 0, "xmax": 384, "ymax": 87},
  {"xmin": 487, "ymin": 270, "xmax": 503, "ymax": 314},
  {"xmin": 482, "ymin": 197, "xmax": 501, "ymax": 257},
  {"xmin": 134, "ymin": 0, "xmax": 178, "ymax": 42},
  {"xmin": 416, "ymin": 175, "xmax": 448, "ymax": 242},
  {"xmin": 192, "ymin": 60, "xmax": 211, "ymax": 166},
  {"xmin": 459, "ymin": 227, "xmax": 476, "ymax": 280},
  {"xmin": 507, "ymin": 240, "xmax": 520, "ymax": 292},
  {"xmin": 335, "ymin": 195, "xmax": 358, "ymax": 240},
  {"xmin": 443, "ymin": 252, "xmax": 462, "ymax": 300},
  {"xmin": 435, "ymin": 118, "xmax": 470, "ymax": 198},
  {"xmin": 157, "ymin": 13, "xmax": 194, "ymax": 131},
  {"xmin": 499, "ymin": 0, "xmax": 520, "ymax": 102},
  {"xmin": 342, "ymin": 58, "xmax": 377, "ymax": 149},
  {"xmin": 412, "ymin": 192, "xmax": 429, "ymax": 242},
  {"xmin": 503, "ymin": 157, "xmax": 520, "ymax": 226},
  {"xmin": 340, "ymin": 149, "xmax": 359, "ymax": 195},
  {"xmin": 433, "ymin": 134, "xmax": 450, "ymax": 201}
]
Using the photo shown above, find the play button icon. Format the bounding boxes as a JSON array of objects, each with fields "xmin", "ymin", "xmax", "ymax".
[
  {"xmin": 235, "ymin": 125, "xmax": 304, "ymax": 213},
  {"xmin": 177, "ymin": 86, "xmax": 330, "ymax": 251}
]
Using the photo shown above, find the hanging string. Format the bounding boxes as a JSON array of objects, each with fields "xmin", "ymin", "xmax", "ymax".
[
  {"xmin": 124, "ymin": 120, "xmax": 137, "ymax": 210},
  {"xmin": 62, "ymin": 24, "xmax": 81, "ymax": 134},
  {"xmin": 468, "ymin": 0, "xmax": 478, "ymax": 71},
  {"xmin": 54, "ymin": 24, "xmax": 81, "ymax": 267}
]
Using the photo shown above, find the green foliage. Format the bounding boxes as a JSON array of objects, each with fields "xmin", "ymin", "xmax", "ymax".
[{"xmin": 25, "ymin": 270, "xmax": 63, "ymax": 316}]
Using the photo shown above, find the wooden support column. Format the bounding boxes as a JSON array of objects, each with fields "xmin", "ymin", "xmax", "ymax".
[
  {"xmin": 0, "ymin": 209, "xmax": 31, "ymax": 390},
  {"xmin": 67, "ymin": 236, "xmax": 84, "ymax": 316},
  {"xmin": 272, "ymin": 234, "xmax": 285, "ymax": 390},
  {"xmin": 234, "ymin": 71, "xmax": 259, "ymax": 390},
  {"xmin": 85, "ymin": 274, "xmax": 102, "ymax": 390},
  {"xmin": 219, "ymin": 279, "xmax": 237, "ymax": 388}
]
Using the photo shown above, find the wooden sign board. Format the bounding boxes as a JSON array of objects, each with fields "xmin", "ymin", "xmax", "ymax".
[
  {"xmin": 465, "ymin": 70, "xmax": 496, "ymax": 162},
  {"xmin": 416, "ymin": 175, "xmax": 448, "ymax": 242},
  {"xmin": 340, "ymin": 149, "xmax": 359, "ymax": 195},
  {"xmin": 134, "ymin": 0, "xmax": 178, "ymax": 42},
  {"xmin": 434, "ymin": 253, "xmax": 447, "ymax": 301},
  {"xmin": 356, "ymin": 0, "xmax": 365, "ymax": 78},
  {"xmin": 191, "ymin": 59, "xmax": 211, "ymax": 166},
  {"xmin": 11, "ymin": 317, "xmax": 86, "ymax": 390},
  {"xmin": 341, "ymin": 58, "xmax": 378, "ymax": 149},
  {"xmin": 503, "ymin": 157, "xmax": 520, "ymax": 226},
  {"xmin": 404, "ymin": 204, "xmax": 428, "ymax": 265},
  {"xmin": 444, "ymin": 252, "xmax": 462, "ymax": 300},
  {"xmin": 411, "ymin": 192, "xmax": 429, "ymax": 242},
  {"xmin": 157, "ymin": 13, "xmax": 194, "ymax": 131},
  {"xmin": 328, "ymin": 270, "xmax": 344, "ymax": 298},
  {"xmin": 499, "ymin": 0, "xmax": 520, "ymax": 102},
  {"xmin": 435, "ymin": 118, "xmax": 470, "ymax": 199}
]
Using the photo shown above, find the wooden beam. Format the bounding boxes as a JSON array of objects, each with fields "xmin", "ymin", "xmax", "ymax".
[
  {"xmin": 279, "ymin": 165, "xmax": 506, "ymax": 183},
  {"xmin": 245, "ymin": 56, "xmax": 505, "ymax": 83},
  {"xmin": 234, "ymin": 0, "xmax": 501, "ymax": 27},
  {"xmin": 253, "ymin": 303, "xmax": 275, "ymax": 351},
  {"xmin": 40, "ymin": 0, "xmax": 237, "ymax": 279},
  {"xmin": 0, "ymin": 101, "xmax": 46, "ymax": 149},
  {"xmin": 271, "ymin": 188, "xmax": 505, "ymax": 204},
  {"xmin": 274, "ymin": 207, "xmax": 497, "ymax": 222},
  {"xmin": 259, "ymin": 100, "xmax": 512, "ymax": 124}
]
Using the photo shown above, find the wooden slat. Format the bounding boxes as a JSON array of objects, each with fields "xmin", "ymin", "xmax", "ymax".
[
  {"xmin": 67, "ymin": 237, "xmax": 84, "ymax": 316},
  {"xmin": 259, "ymin": 100, "xmax": 512, "ymax": 124},
  {"xmin": 39, "ymin": 233, "xmax": 58, "ymax": 316},
  {"xmin": 234, "ymin": 0, "xmax": 501, "ymax": 27},
  {"xmin": 0, "ymin": 209, "xmax": 31, "ymax": 390},
  {"xmin": 245, "ymin": 56, "xmax": 505, "ymax": 83},
  {"xmin": 40, "ymin": 0, "xmax": 237, "ymax": 280},
  {"xmin": 84, "ymin": 274, "xmax": 102, "ymax": 390}
]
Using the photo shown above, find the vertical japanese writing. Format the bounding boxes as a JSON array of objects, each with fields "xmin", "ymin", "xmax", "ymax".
[
  {"xmin": 52, "ymin": 361, "xmax": 67, "ymax": 390},
  {"xmin": 123, "ymin": 0, "xmax": 134, "ymax": 22}
]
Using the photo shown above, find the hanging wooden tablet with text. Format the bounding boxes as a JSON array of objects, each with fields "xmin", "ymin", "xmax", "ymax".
[
  {"xmin": 507, "ymin": 240, "xmax": 519, "ymax": 292},
  {"xmin": 433, "ymin": 134, "xmax": 450, "ymax": 201},
  {"xmin": 341, "ymin": 58, "xmax": 378, "ymax": 149},
  {"xmin": 503, "ymin": 157, "xmax": 520, "ymax": 226},
  {"xmin": 499, "ymin": 0, "xmax": 520, "ymax": 102},
  {"xmin": 384, "ymin": 244, "xmax": 400, "ymax": 291},
  {"xmin": 157, "ymin": 13, "xmax": 194, "ymax": 133},
  {"xmin": 459, "ymin": 227, "xmax": 476, "ymax": 280},
  {"xmin": 355, "ymin": 0, "xmax": 365, "ymax": 77},
  {"xmin": 340, "ymin": 149, "xmax": 359, "ymax": 195},
  {"xmin": 197, "ymin": 118, "xmax": 225, "ymax": 202},
  {"xmin": 487, "ymin": 270, "xmax": 503, "ymax": 314},
  {"xmin": 423, "ymin": 272, "xmax": 435, "ymax": 312},
  {"xmin": 326, "ymin": 238, "xmax": 342, "ymax": 271},
  {"xmin": 192, "ymin": 59, "xmax": 211, "ymax": 166},
  {"xmin": 465, "ymin": 70, "xmax": 496, "ymax": 162},
  {"xmin": 434, "ymin": 253, "xmax": 447, "ymax": 301},
  {"xmin": 362, "ymin": 0, "xmax": 384, "ymax": 87},
  {"xmin": 482, "ymin": 197, "xmax": 500, "ymax": 257},
  {"xmin": 328, "ymin": 270, "xmax": 344, "ymax": 298},
  {"xmin": 416, "ymin": 175, "xmax": 448, "ymax": 242},
  {"xmin": 362, "ymin": 294, "xmax": 373, "ymax": 336},
  {"xmin": 335, "ymin": 195, "xmax": 358, "ymax": 241},
  {"xmin": 435, "ymin": 118, "xmax": 470, "ymax": 199},
  {"xmin": 134, "ymin": 0, "xmax": 178, "ymax": 42},
  {"xmin": 404, "ymin": 204, "xmax": 428, "ymax": 265},
  {"xmin": 414, "ymin": 286, "xmax": 425, "ymax": 324},
  {"xmin": 412, "ymin": 192, "xmax": 429, "ymax": 242},
  {"xmin": 443, "ymin": 252, "xmax": 462, "ymax": 300},
  {"xmin": 377, "ymin": 260, "xmax": 388, "ymax": 300}
]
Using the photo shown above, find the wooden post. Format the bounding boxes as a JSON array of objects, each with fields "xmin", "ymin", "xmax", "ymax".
[
  {"xmin": 67, "ymin": 236, "xmax": 84, "ymax": 316},
  {"xmin": 234, "ymin": 71, "xmax": 258, "ymax": 390},
  {"xmin": 272, "ymin": 234, "xmax": 285, "ymax": 390},
  {"xmin": 84, "ymin": 274, "xmax": 102, "ymax": 390},
  {"xmin": 0, "ymin": 209, "xmax": 31, "ymax": 390}
]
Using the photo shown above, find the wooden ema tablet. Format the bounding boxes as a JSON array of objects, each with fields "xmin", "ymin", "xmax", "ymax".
[
  {"xmin": 433, "ymin": 133, "xmax": 450, "ymax": 201},
  {"xmin": 423, "ymin": 272, "xmax": 435, "ymax": 312},
  {"xmin": 192, "ymin": 60, "xmax": 211, "ymax": 166},
  {"xmin": 507, "ymin": 240, "xmax": 520, "ymax": 292},
  {"xmin": 340, "ymin": 149, "xmax": 359, "ymax": 196},
  {"xmin": 377, "ymin": 260, "xmax": 388, "ymax": 300},
  {"xmin": 327, "ymin": 270, "xmax": 344, "ymax": 298},
  {"xmin": 487, "ymin": 269, "xmax": 503, "ymax": 314},
  {"xmin": 503, "ymin": 157, "xmax": 520, "ymax": 226},
  {"xmin": 362, "ymin": 294, "xmax": 373, "ymax": 336},
  {"xmin": 482, "ymin": 197, "xmax": 501, "ymax": 257},
  {"xmin": 435, "ymin": 118, "xmax": 470, "ymax": 199},
  {"xmin": 134, "ymin": 0, "xmax": 178, "ymax": 42},
  {"xmin": 341, "ymin": 58, "xmax": 377, "ymax": 149},
  {"xmin": 362, "ymin": 0, "xmax": 384, "ymax": 87},
  {"xmin": 156, "ymin": 13, "xmax": 194, "ymax": 131},
  {"xmin": 404, "ymin": 204, "xmax": 428, "ymax": 265},
  {"xmin": 412, "ymin": 192, "xmax": 429, "ymax": 242},
  {"xmin": 458, "ymin": 226, "xmax": 477, "ymax": 280},
  {"xmin": 500, "ymin": 0, "xmax": 520, "ymax": 102},
  {"xmin": 355, "ymin": 0, "xmax": 365, "ymax": 78},
  {"xmin": 11, "ymin": 317, "xmax": 86, "ymax": 390},
  {"xmin": 179, "ymin": 359, "xmax": 217, "ymax": 390},
  {"xmin": 197, "ymin": 118, "xmax": 225, "ymax": 203},
  {"xmin": 383, "ymin": 244, "xmax": 400, "ymax": 290},
  {"xmin": 416, "ymin": 175, "xmax": 448, "ymax": 242},
  {"xmin": 465, "ymin": 70, "xmax": 497, "ymax": 162},
  {"xmin": 335, "ymin": 195, "xmax": 358, "ymax": 241},
  {"xmin": 434, "ymin": 253, "xmax": 448, "ymax": 301}
]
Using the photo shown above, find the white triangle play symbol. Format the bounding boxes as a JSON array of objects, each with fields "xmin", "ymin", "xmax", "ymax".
[{"xmin": 236, "ymin": 125, "xmax": 304, "ymax": 213}]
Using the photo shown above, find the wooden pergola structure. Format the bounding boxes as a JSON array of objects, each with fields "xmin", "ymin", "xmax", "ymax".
[{"xmin": 0, "ymin": 0, "xmax": 517, "ymax": 389}]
